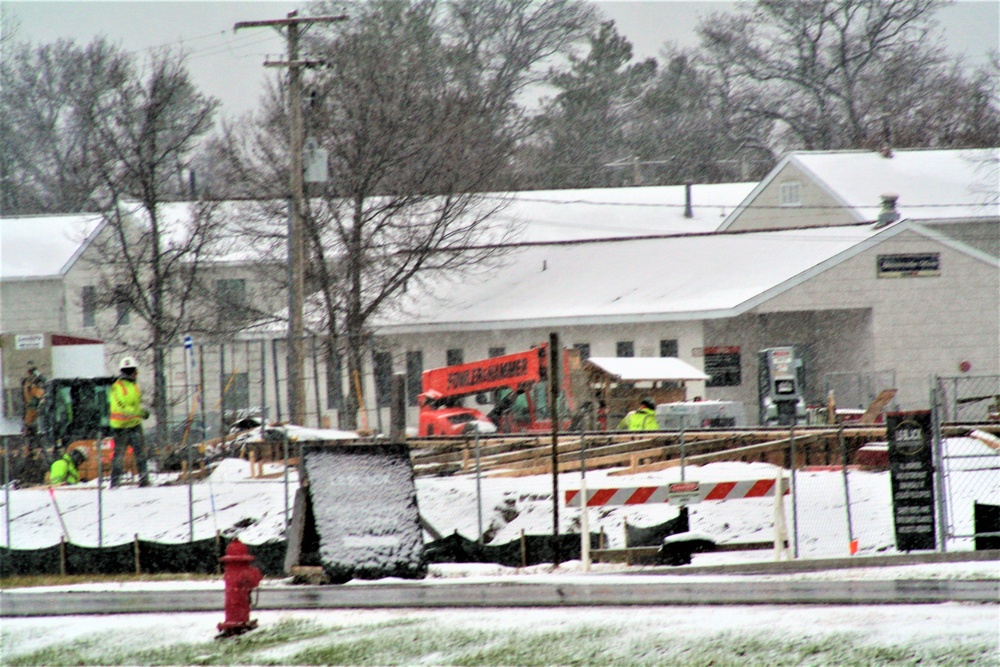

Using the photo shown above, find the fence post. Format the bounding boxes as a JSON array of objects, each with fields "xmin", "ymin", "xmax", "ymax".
[
  {"xmin": 930, "ymin": 380, "xmax": 949, "ymax": 553},
  {"xmin": 59, "ymin": 535, "xmax": 66, "ymax": 576},
  {"xmin": 133, "ymin": 534, "xmax": 141, "ymax": 574},
  {"xmin": 839, "ymin": 423, "xmax": 857, "ymax": 555}
]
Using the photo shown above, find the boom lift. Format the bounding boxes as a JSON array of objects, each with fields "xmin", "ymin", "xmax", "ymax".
[{"xmin": 417, "ymin": 344, "xmax": 586, "ymax": 436}]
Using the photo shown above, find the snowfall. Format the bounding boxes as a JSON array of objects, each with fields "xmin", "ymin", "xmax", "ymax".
[{"xmin": 1, "ymin": 433, "xmax": 998, "ymax": 665}]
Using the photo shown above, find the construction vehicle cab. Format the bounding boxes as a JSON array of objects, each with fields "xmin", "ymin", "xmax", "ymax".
[{"xmin": 417, "ymin": 345, "xmax": 580, "ymax": 436}]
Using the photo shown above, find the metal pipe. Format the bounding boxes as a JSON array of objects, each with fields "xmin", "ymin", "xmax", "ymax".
[
  {"xmin": 311, "ymin": 336, "xmax": 323, "ymax": 428},
  {"xmin": 548, "ymin": 332, "xmax": 561, "ymax": 567},
  {"xmin": 839, "ymin": 423, "xmax": 855, "ymax": 554},
  {"xmin": 271, "ymin": 338, "xmax": 283, "ymax": 423},
  {"xmin": 790, "ymin": 423, "xmax": 799, "ymax": 558}
]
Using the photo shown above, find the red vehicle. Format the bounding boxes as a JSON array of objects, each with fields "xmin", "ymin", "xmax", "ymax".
[{"xmin": 417, "ymin": 345, "xmax": 583, "ymax": 436}]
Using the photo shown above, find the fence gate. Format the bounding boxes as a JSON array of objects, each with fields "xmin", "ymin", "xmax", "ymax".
[{"xmin": 932, "ymin": 374, "xmax": 1000, "ymax": 550}]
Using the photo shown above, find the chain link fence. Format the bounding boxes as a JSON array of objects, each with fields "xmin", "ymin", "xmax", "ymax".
[{"xmin": 933, "ymin": 375, "xmax": 1000, "ymax": 550}]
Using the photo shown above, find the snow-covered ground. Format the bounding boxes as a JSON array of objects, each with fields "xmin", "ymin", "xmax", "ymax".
[
  {"xmin": 2, "ymin": 436, "xmax": 997, "ymax": 667},
  {"xmin": 3, "ymin": 436, "xmax": 996, "ymax": 561}
]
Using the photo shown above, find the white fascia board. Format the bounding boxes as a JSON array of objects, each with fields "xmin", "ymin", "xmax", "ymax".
[
  {"xmin": 905, "ymin": 221, "xmax": 1000, "ymax": 267},
  {"xmin": 58, "ymin": 217, "xmax": 107, "ymax": 276},
  {"xmin": 716, "ymin": 155, "xmax": 792, "ymax": 232},
  {"xmin": 725, "ymin": 221, "xmax": 977, "ymax": 317},
  {"xmin": 789, "ymin": 154, "xmax": 866, "ymax": 223},
  {"xmin": 373, "ymin": 307, "xmax": 739, "ymax": 335}
]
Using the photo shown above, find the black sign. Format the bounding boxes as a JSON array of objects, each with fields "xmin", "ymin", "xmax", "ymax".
[
  {"xmin": 887, "ymin": 411, "xmax": 936, "ymax": 551},
  {"xmin": 877, "ymin": 253, "xmax": 940, "ymax": 277}
]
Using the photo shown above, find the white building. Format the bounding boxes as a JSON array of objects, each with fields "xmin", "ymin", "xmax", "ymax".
[{"xmin": 2, "ymin": 149, "xmax": 997, "ymax": 435}]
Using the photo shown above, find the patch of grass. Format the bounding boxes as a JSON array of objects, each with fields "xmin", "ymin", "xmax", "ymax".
[
  {"xmin": 4, "ymin": 617, "xmax": 996, "ymax": 666},
  {"xmin": 5, "ymin": 618, "xmax": 327, "ymax": 666}
]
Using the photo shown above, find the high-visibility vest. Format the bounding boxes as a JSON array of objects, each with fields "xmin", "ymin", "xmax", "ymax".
[
  {"xmin": 109, "ymin": 378, "xmax": 143, "ymax": 429},
  {"xmin": 625, "ymin": 407, "xmax": 659, "ymax": 431},
  {"xmin": 49, "ymin": 454, "xmax": 79, "ymax": 485}
]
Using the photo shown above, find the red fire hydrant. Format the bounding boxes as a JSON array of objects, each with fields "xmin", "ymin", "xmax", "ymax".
[{"xmin": 217, "ymin": 538, "xmax": 263, "ymax": 637}]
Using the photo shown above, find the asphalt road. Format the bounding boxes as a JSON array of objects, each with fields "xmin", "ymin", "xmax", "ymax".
[{"xmin": 2, "ymin": 577, "xmax": 997, "ymax": 617}]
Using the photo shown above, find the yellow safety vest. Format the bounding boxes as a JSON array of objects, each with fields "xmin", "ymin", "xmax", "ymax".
[
  {"xmin": 623, "ymin": 408, "xmax": 659, "ymax": 431},
  {"xmin": 109, "ymin": 378, "xmax": 143, "ymax": 429},
  {"xmin": 49, "ymin": 454, "xmax": 79, "ymax": 485}
]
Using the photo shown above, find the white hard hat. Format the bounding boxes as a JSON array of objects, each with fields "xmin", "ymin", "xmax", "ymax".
[{"xmin": 119, "ymin": 356, "xmax": 138, "ymax": 371}]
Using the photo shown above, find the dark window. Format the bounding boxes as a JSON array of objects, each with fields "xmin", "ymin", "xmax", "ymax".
[
  {"xmin": 573, "ymin": 343, "xmax": 590, "ymax": 360},
  {"xmin": 660, "ymin": 339, "xmax": 678, "ymax": 357},
  {"xmin": 82, "ymin": 286, "xmax": 96, "ymax": 327},
  {"xmin": 616, "ymin": 341, "xmax": 634, "ymax": 357},
  {"xmin": 488, "ymin": 347, "xmax": 506, "ymax": 358},
  {"xmin": 326, "ymin": 353, "xmax": 343, "ymax": 410},
  {"xmin": 216, "ymin": 278, "xmax": 247, "ymax": 323},
  {"xmin": 227, "ymin": 372, "xmax": 250, "ymax": 412},
  {"xmin": 373, "ymin": 350, "xmax": 393, "ymax": 408},
  {"xmin": 406, "ymin": 351, "xmax": 423, "ymax": 407},
  {"xmin": 446, "ymin": 348, "xmax": 464, "ymax": 366},
  {"xmin": 704, "ymin": 347, "xmax": 741, "ymax": 387},
  {"xmin": 115, "ymin": 301, "xmax": 130, "ymax": 327}
]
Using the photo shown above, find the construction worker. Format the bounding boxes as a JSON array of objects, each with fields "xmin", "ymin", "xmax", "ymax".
[
  {"xmin": 109, "ymin": 356, "xmax": 151, "ymax": 488},
  {"xmin": 49, "ymin": 447, "xmax": 87, "ymax": 485},
  {"xmin": 21, "ymin": 361, "xmax": 45, "ymax": 450},
  {"xmin": 618, "ymin": 397, "xmax": 660, "ymax": 431}
]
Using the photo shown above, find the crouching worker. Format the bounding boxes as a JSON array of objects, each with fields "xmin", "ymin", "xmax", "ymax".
[{"xmin": 50, "ymin": 447, "xmax": 87, "ymax": 485}]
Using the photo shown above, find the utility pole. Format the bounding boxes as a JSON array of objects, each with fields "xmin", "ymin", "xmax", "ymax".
[{"xmin": 235, "ymin": 11, "xmax": 345, "ymax": 425}]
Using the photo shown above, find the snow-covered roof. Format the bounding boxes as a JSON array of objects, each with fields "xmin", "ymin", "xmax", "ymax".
[
  {"xmin": 585, "ymin": 357, "xmax": 710, "ymax": 382},
  {"xmin": 375, "ymin": 221, "xmax": 995, "ymax": 333},
  {"xmin": 0, "ymin": 213, "xmax": 105, "ymax": 280},
  {"xmin": 721, "ymin": 148, "xmax": 999, "ymax": 230},
  {"xmin": 495, "ymin": 183, "xmax": 755, "ymax": 241}
]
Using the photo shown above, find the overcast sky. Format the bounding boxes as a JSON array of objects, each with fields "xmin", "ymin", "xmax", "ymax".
[{"xmin": 4, "ymin": 1, "xmax": 998, "ymax": 121}]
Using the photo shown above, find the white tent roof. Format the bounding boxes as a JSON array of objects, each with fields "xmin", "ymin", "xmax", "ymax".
[
  {"xmin": 584, "ymin": 357, "xmax": 710, "ymax": 381},
  {"xmin": 376, "ymin": 221, "xmax": 995, "ymax": 333},
  {"xmin": 721, "ymin": 148, "xmax": 999, "ymax": 230},
  {"xmin": 0, "ymin": 213, "xmax": 104, "ymax": 280}
]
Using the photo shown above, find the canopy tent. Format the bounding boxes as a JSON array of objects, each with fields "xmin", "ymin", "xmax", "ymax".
[
  {"xmin": 583, "ymin": 357, "xmax": 710, "ymax": 383},
  {"xmin": 582, "ymin": 357, "xmax": 711, "ymax": 427}
]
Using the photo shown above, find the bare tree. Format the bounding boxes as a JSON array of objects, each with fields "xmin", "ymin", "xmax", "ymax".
[
  {"xmin": 229, "ymin": 0, "xmax": 596, "ymax": 428},
  {"xmin": 0, "ymin": 38, "xmax": 132, "ymax": 214},
  {"xmin": 697, "ymin": 0, "xmax": 998, "ymax": 151},
  {"xmin": 85, "ymin": 49, "xmax": 220, "ymax": 445}
]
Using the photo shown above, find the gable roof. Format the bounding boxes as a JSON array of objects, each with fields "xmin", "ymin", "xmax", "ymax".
[
  {"xmin": 374, "ymin": 221, "xmax": 997, "ymax": 334},
  {"xmin": 494, "ymin": 183, "xmax": 755, "ymax": 240},
  {"xmin": 0, "ymin": 213, "xmax": 105, "ymax": 280},
  {"xmin": 719, "ymin": 148, "xmax": 999, "ymax": 231}
]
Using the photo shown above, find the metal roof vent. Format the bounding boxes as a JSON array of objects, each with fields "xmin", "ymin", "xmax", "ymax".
[{"xmin": 875, "ymin": 194, "xmax": 900, "ymax": 228}]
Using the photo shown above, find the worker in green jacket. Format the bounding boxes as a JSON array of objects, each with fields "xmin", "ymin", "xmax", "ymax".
[
  {"xmin": 49, "ymin": 448, "xmax": 87, "ymax": 485},
  {"xmin": 109, "ymin": 356, "xmax": 151, "ymax": 488},
  {"xmin": 618, "ymin": 398, "xmax": 660, "ymax": 431}
]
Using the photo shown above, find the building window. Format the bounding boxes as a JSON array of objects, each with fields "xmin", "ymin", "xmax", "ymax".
[
  {"xmin": 488, "ymin": 346, "xmax": 506, "ymax": 358},
  {"xmin": 115, "ymin": 302, "xmax": 130, "ymax": 327},
  {"xmin": 216, "ymin": 278, "xmax": 247, "ymax": 322},
  {"xmin": 406, "ymin": 350, "xmax": 423, "ymax": 406},
  {"xmin": 704, "ymin": 346, "xmax": 742, "ymax": 387},
  {"xmin": 326, "ymin": 352, "xmax": 343, "ymax": 410},
  {"xmin": 373, "ymin": 350, "xmax": 393, "ymax": 408},
  {"xmin": 446, "ymin": 348, "xmax": 464, "ymax": 366},
  {"xmin": 779, "ymin": 181, "xmax": 802, "ymax": 207},
  {"xmin": 616, "ymin": 341, "xmax": 634, "ymax": 357},
  {"xmin": 82, "ymin": 286, "xmax": 96, "ymax": 327},
  {"xmin": 573, "ymin": 343, "xmax": 590, "ymax": 360},
  {"xmin": 223, "ymin": 372, "xmax": 250, "ymax": 413},
  {"xmin": 660, "ymin": 339, "xmax": 678, "ymax": 357}
]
